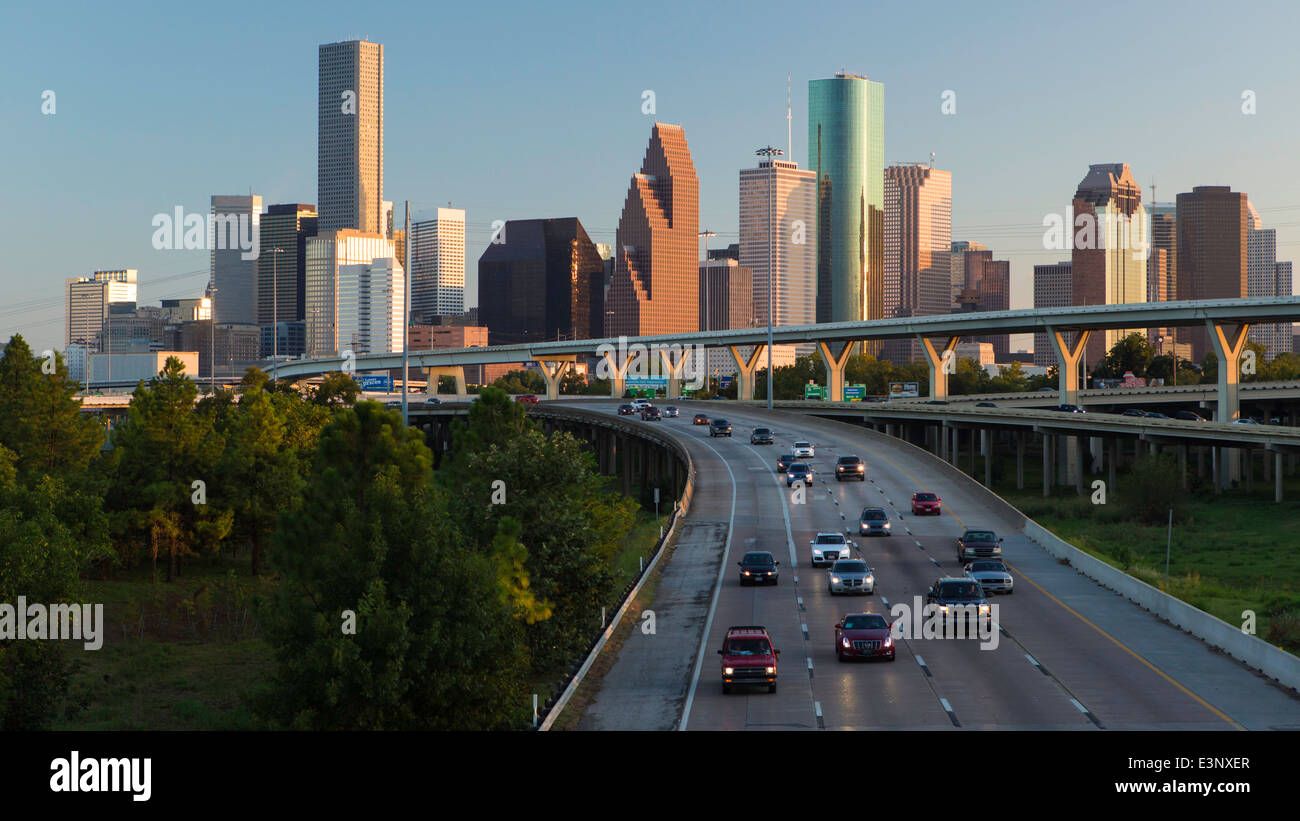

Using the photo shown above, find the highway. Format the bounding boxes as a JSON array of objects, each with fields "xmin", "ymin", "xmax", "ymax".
[{"xmin": 571, "ymin": 399, "xmax": 1300, "ymax": 731}]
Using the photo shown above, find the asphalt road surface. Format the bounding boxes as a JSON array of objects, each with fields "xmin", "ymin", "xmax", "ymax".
[{"xmin": 572, "ymin": 400, "xmax": 1300, "ymax": 731}]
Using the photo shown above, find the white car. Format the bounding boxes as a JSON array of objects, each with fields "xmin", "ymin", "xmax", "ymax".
[
  {"xmin": 793, "ymin": 441, "xmax": 815, "ymax": 458},
  {"xmin": 828, "ymin": 559, "xmax": 875, "ymax": 595},
  {"xmin": 809, "ymin": 532, "xmax": 853, "ymax": 567},
  {"xmin": 964, "ymin": 560, "xmax": 1014, "ymax": 594}
]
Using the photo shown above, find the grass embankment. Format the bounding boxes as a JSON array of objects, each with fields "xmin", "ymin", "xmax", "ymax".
[
  {"xmin": 54, "ymin": 554, "xmax": 274, "ymax": 730},
  {"xmin": 954, "ymin": 443, "xmax": 1300, "ymax": 654}
]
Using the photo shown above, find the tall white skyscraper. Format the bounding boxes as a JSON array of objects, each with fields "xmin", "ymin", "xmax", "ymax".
[
  {"xmin": 338, "ymin": 256, "xmax": 405, "ymax": 355},
  {"xmin": 1247, "ymin": 201, "xmax": 1294, "ymax": 359},
  {"xmin": 66, "ymin": 269, "xmax": 137, "ymax": 349},
  {"xmin": 318, "ymin": 40, "xmax": 384, "ymax": 235},
  {"xmin": 739, "ymin": 159, "xmax": 815, "ymax": 344},
  {"xmin": 410, "ymin": 208, "xmax": 466, "ymax": 322},
  {"xmin": 209, "ymin": 194, "xmax": 262, "ymax": 325},
  {"xmin": 305, "ymin": 230, "xmax": 397, "ymax": 356}
]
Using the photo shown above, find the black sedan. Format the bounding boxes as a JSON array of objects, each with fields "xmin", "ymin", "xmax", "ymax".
[
  {"xmin": 737, "ymin": 551, "xmax": 779, "ymax": 585},
  {"xmin": 617, "ymin": 404, "xmax": 636, "ymax": 415}
]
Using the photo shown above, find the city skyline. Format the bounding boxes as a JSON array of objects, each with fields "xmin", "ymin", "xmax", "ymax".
[{"xmin": 6, "ymin": 2, "xmax": 1300, "ymax": 357}]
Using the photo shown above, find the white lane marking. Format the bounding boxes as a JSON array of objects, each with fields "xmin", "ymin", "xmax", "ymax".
[
  {"xmin": 801, "ymin": 623, "xmax": 808, "ymax": 637},
  {"xmin": 679, "ymin": 437, "xmax": 739, "ymax": 731},
  {"xmin": 794, "ymin": 575, "xmax": 799, "ymax": 584},
  {"xmin": 1025, "ymin": 653, "xmax": 1041, "ymax": 668},
  {"xmin": 914, "ymin": 540, "xmax": 922, "ymax": 547},
  {"xmin": 928, "ymin": 557, "xmax": 940, "ymax": 566},
  {"xmin": 807, "ymin": 657, "xmax": 814, "ymax": 671},
  {"xmin": 940, "ymin": 698, "xmax": 954, "ymax": 713},
  {"xmin": 1070, "ymin": 698, "xmax": 1089, "ymax": 714},
  {"xmin": 880, "ymin": 596, "xmax": 889, "ymax": 607},
  {"xmin": 797, "ymin": 596, "xmax": 804, "ymax": 609},
  {"xmin": 815, "ymin": 701, "xmax": 823, "ymax": 718},
  {"xmin": 915, "ymin": 655, "xmax": 927, "ymax": 669}
]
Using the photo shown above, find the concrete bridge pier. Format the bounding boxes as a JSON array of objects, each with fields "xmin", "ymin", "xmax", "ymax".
[
  {"xmin": 729, "ymin": 345, "xmax": 769, "ymax": 401},
  {"xmin": 532, "ymin": 355, "xmax": 576, "ymax": 400},
  {"xmin": 817, "ymin": 341, "xmax": 856, "ymax": 403},
  {"xmin": 918, "ymin": 335, "xmax": 960, "ymax": 402},
  {"xmin": 425, "ymin": 366, "xmax": 466, "ymax": 396}
]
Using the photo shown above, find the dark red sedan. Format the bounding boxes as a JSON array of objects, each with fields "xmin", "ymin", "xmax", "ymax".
[
  {"xmin": 834, "ymin": 612, "xmax": 895, "ymax": 662},
  {"xmin": 911, "ymin": 491, "xmax": 942, "ymax": 516}
]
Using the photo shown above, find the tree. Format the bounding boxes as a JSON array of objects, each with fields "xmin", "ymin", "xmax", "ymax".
[
  {"xmin": 213, "ymin": 373, "xmax": 301, "ymax": 575},
  {"xmin": 258, "ymin": 402, "xmax": 529, "ymax": 729},
  {"xmin": 493, "ymin": 369, "xmax": 546, "ymax": 395},
  {"xmin": 107, "ymin": 357, "xmax": 231, "ymax": 578},
  {"xmin": 948, "ymin": 357, "xmax": 991, "ymax": 396},
  {"xmin": 446, "ymin": 422, "xmax": 636, "ymax": 673},
  {"xmin": 0, "ymin": 335, "xmax": 104, "ymax": 479},
  {"xmin": 0, "ymin": 445, "xmax": 110, "ymax": 728},
  {"xmin": 1093, "ymin": 333, "xmax": 1155, "ymax": 380},
  {"xmin": 559, "ymin": 369, "xmax": 588, "ymax": 395},
  {"xmin": 313, "ymin": 371, "xmax": 360, "ymax": 406},
  {"xmin": 990, "ymin": 361, "xmax": 1029, "ymax": 392}
]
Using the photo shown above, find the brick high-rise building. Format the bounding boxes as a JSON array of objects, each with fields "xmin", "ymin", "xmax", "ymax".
[
  {"xmin": 950, "ymin": 241, "xmax": 986, "ymax": 312},
  {"xmin": 1146, "ymin": 204, "xmax": 1177, "ymax": 351},
  {"xmin": 699, "ymin": 258, "xmax": 754, "ymax": 331},
  {"xmin": 318, "ymin": 40, "xmax": 384, "ymax": 235},
  {"xmin": 1176, "ymin": 185, "xmax": 1248, "ymax": 362},
  {"xmin": 477, "ymin": 217, "xmax": 605, "ymax": 345},
  {"xmin": 882, "ymin": 164, "xmax": 952, "ymax": 363},
  {"xmin": 1070, "ymin": 164, "xmax": 1147, "ymax": 365},
  {"xmin": 607, "ymin": 123, "xmax": 699, "ymax": 337},
  {"xmin": 960, "ymin": 250, "xmax": 1010, "ymax": 361}
]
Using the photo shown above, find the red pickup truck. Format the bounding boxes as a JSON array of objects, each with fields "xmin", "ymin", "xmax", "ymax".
[{"xmin": 718, "ymin": 625, "xmax": 780, "ymax": 694}]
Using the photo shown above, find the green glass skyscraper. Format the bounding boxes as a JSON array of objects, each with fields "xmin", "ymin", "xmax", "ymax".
[{"xmin": 808, "ymin": 73, "xmax": 884, "ymax": 329}]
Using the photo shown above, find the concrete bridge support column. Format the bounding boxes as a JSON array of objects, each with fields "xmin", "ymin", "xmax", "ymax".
[
  {"xmin": 1209, "ymin": 320, "xmax": 1250, "ymax": 481},
  {"xmin": 1089, "ymin": 436, "xmax": 1104, "ymax": 473},
  {"xmin": 918, "ymin": 336, "xmax": 961, "ymax": 401},
  {"xmin": 1108, "ymin": 438, "xmax": 1117, "ymax": 495},
  {"xmin": 532, "ymin": 355, "xmax": 575, "ymax": 401},
  {"xmin": 1042, "ymin": 433, "xmax": 1052, "ymax": 497},
  {"xmin": 425, "ymin": 366, "xmax": 467, "ymax": 396},
  {"xmin": 600, "ymin": 348, "xmax": 631, "ymax": 398},
  {"xmin": 1046, "ymin": 328, "xmax": 1090, "ymax": 407},
  {"xmin": 1276, "ymin": 451, "xmax": 1284, "ymax": 503},
  {"xmin": 1016, "ymin": 431, "xmax": 1025, "ymax": 490},
  {"xmin": 620, "ymin": 435, "xmax": 632, "ymax": 496},
  {"xmin": 817, "ymin": 341, "xmax": 856, "ymax": 403},
  {"xmin": 983, "ymin": 428, "xmax": 992, "ymax": 487},
  {"xmin": 940, "ymin": 423, "xmax": 949, "ymax": 461},
  {"xmin": 657, "ymin": 346, "xmax": 692, "ymax": 399},
  {"xmin": 729, "ymin": 345, "xmax": 769, "ymax": 402},
  {"xmin": 1179, "ymin": 444, "xmax": 1189, "ymax": 490}
]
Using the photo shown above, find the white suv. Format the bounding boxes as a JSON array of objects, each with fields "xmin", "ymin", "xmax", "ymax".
[
  {"xmin": 793, "ymin": 441, "xmax": 814, "ymax": 458},
  {"xmin": 809, "ymin": 532, "xmax": 853, "ymax": 567}
]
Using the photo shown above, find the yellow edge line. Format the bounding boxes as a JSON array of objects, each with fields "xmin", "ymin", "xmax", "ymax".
[{"xmin": 864, "ymin": 444, "xmax": 1244, "ymax": 731}]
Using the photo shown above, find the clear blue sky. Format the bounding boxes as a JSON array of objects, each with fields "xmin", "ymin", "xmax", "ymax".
[{"xmin": 4, "ymin": 0, "xmax": 1299, "ymax": 354}]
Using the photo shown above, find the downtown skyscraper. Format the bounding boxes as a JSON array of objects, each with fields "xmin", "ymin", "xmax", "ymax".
[
  {"xmin": 738, "ymin": 158, "xmax": 816, "ymax": 337},
  {"xmin": 1246, "ymin": 201, "xmax": 1293, "ymax": 360},
  {"xmin": 607, "ymin": 123, "xmax": 700, "ymax": 337},
  {"xmin": 1070, "ymin": 163, "xmax": 1147, "ymax": 366},
  {"xmin": 808, "ymin": 73, "xmax": 884, "ymax": 338},
  {"xmin": 882, "ymin": 163, "xmax": 952, "ymax": 363},
  {"xmin": 1176, "ymin": 185, "xmax": 1247, "ymax": 362},
  {"xmin": 318, "ymin": 40, "xmax": 384, "ymax": 235},
  {"xmin": 410, "ymin": 208, "xmax": 467, "ymax": 323}
]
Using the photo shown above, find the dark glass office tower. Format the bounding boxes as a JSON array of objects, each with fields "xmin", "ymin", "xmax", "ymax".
[{"xmin": 478, "ymin": 218, "xmax": 605, "ymax": 345}]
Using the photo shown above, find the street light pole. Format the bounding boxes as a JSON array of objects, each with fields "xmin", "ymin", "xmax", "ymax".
[
  {"xmin": 756, "ymin": 145, "xmax": 783, "ymax": 409},
  {"xmin": 403, "ymin": 200, "xmax": 410, "ymax": 426}
]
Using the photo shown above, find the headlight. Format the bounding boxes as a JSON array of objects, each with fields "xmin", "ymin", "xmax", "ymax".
[
  {"xmin": 884, "ymin": 635, "xmax": 893, "ymax": 647},
  {"xmin": 841, "ymin": 636, "xmax": 850, "ymax": 647},
  {"xmin": 938, "ymin": 605, "xmax": 949, "ymax": 612},
  {"xmin": 882, "ymin": 521, "xmax": 890, "ymax": 528},
  {"xmin": 864, "ymin": 575, "xmax": 874, "ymax": 584},
  {"xmin": 857, "ymin": 465, "xmax": 864, "ymax": 471},
  {"xmin": 765, "ymin": 666, "xmax": 775, "ymax": 674},
  {"xmin": 830, "ymin": 577, "xmax": 840, "ymax": 583},
  {"xmin": 724, "ymin": 667, "xmax": 734, "ymax": 675},
  {"xmin": 812, "ymin": 549, "xmax": 822, "ymax": 555},
  {"xmin": 979, "ymin": 604, "xmax": 990, "ymax": 613},
  {"xmin": 743, "ymin": 571, "xmax": 750, "ymax": 576}
]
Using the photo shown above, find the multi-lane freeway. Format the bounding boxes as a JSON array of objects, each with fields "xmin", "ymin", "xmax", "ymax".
[{"xmin": 572, "ymin": 399, "xmax": 1300, "ymax": 731}]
